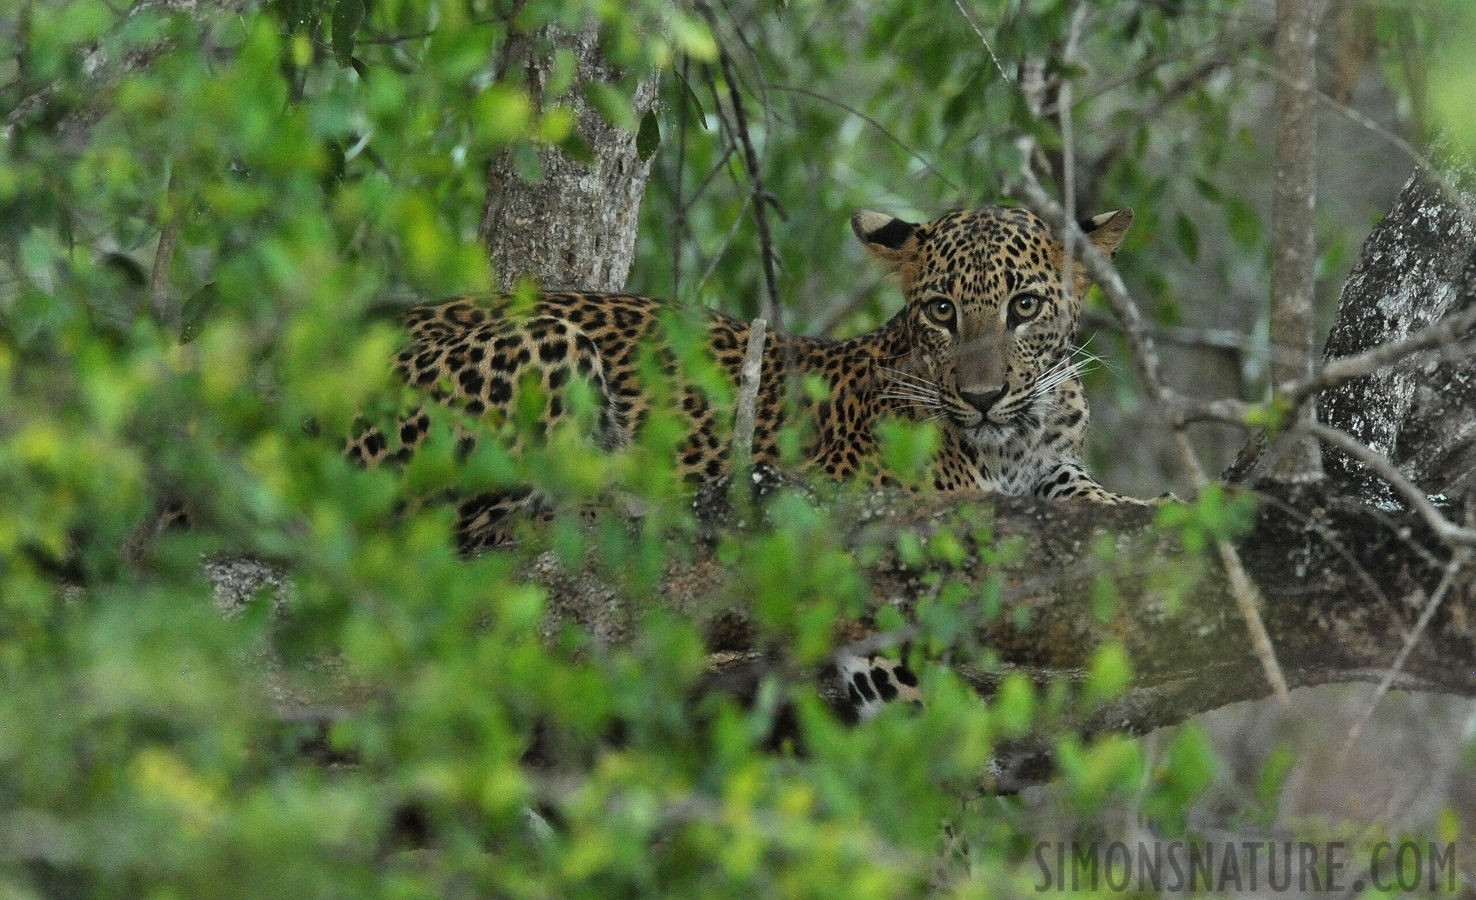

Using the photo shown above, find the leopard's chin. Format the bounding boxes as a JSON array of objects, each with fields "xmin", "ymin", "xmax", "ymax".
[{"xmin": 959, "ymin": 420, "xmax": 1020, "ymax": 450}]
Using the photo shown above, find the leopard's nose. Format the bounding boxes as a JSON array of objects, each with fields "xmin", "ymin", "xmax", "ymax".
[{"xmin": 959, "ymin": 387, "xmax": 1006, "ymax": 417}]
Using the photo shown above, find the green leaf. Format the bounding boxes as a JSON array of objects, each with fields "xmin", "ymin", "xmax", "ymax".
[
  {"xmin": 559, "ymin": 133, "xmax": 594, "ymax": 166},
  {"xmin": 1174, "ymin": 212, "xmax": 1199, "ymax": 263},
  {"xmin": 330, "ymin": 0, "xmax": 364, "ymax": 66},
  {"xmin": 636, "ymin": 108, "xmax": 661, "ymax": 162},
  {"xmin": 994, "ymin": 673, "xmax": 1035, "ymax": 736},
  {"xmin": 180, "ymin": 283, "xmax": 220, "ymax": 345},
  {"xmin": 1193, "ymin": 175, "xmax": 1223, "ymax": 203},
  {"xmin": 673, "ymin": 68, "xmax": 707, "ymax": 124},
  {"xmin": 547, "ymin": 49, "xmax": 578, "ymax": 97},
  {"xmin": 474, "ymin": 85, "xmax": 533, "ymax": 145},
  {"xmin": 1225, "ymin": 196, "xmax": 1261, "ymax": 248},
  {"xmin": 1084, "ymin": 642, "xmax": 1132, "ymax": 705},
  {"xmin": 584, "ymin": 82, "xmax": 638, "ymax": 132}
]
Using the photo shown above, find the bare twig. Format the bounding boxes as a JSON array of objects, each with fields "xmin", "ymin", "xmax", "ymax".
[
  {"xmin": 700, "ymin": 21, "xmax": 783, "ymax": 327},
  {"xmin": 1046, "ymin": 27, "xmax": 1271, "ymax": 116},
  {"xmin": 807, "ymin": 278, "xmax": 887, "ymax": 338},
  {"xmin": 731, "ymin": 317, "xmax": 768, "ymax": 486},
  {"xmin": 1284, "ymin": 304, "xmax": 1476, "ymax": 409},
  {"xmin": 1084, "ymin": 52, "xmax": 1238, "ymax": 197},
  {"xmin": 149, "ymin": 168, "xmax": 182, "ymax": 332},
  {"xmin": 1173, "ymin": 327, "xmax": 1476, "ymax": 431},
  {"xmin": 1010, "ymin": 167, "xmax": 1174, "ymax": 402},
  {"xmin": 1081, "ymin": 308, "xmax": 1292, "ymax": 363},
  {"xmin": 949, "ymin": 0, "xmax": 1009, "ymax": 83},
  {"xmin": 671, "ymin": 59, "xmax": 691, "ymax": 297},
  {"xmin": 1340, "ymin": 548, "xmax": 1471, "ymax": 757},
  {"xmin": 770, "ymin": 86, "xmax": 958, "ymax": 191},
  {"xmin": 1217, "ymin": 536, "xmax": 1290, "ymax": 697},
  {"xmin": 1303, "ymin": 422, "xmax": 1476, "ymax": 547},
  {"xmin": 689, "ymin": 190, "xmax": 754, "ymax": 302},
  {"xmin": 1256, "ymin": 491, "xmax": 1405, "ymax": 639},
  {"xmin": 1173, "ymin": 397, "xmax": 1476, "ymax": 547},
  {"xmin": 1246, "ymin": 58, "xmax": 1476, "ymax": 224},
  {"xmin": 677, "ymin": 144, "xmax": 739, "ymax": 219},
  {"xmin": 1057, "ymin": 4, "xmax": 1088, "ymax": 292}
]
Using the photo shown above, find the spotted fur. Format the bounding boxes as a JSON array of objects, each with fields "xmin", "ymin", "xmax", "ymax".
[
  {"xmin": 840, "ymin": 654, "xmax": 923, "ymax": 720},
  {"xmin": 346, "ymin": 204, "xmax": 1143, "ymax": 553}
]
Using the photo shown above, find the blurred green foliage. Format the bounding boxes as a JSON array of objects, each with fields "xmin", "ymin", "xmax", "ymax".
[{"xmin": 0, "ymin": 0, "xmax": 1466, "ymax": 895}]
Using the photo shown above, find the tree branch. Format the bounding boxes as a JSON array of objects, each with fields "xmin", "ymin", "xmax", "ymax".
[
  {"xmin": 730, "ymin": 316, "xmax": 767, "ymax": 488},
  {"xmin": 1266, "ymin": 0, "xmax": 1325, "ymax": 480}
]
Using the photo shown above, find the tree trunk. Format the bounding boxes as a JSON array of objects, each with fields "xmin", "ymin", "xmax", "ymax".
[{"xmin": 476, "ymin": 25, "xmax": 659, "ymax": 292}]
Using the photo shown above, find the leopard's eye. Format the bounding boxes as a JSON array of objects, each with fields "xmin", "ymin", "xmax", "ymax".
[
  {"xmin": 1008, "ymin": 294, "xmax": 1044, "ymax": 325},
  {"xmin": 924, "ymin": 298, "xmax": 955, "ymax": 328}
]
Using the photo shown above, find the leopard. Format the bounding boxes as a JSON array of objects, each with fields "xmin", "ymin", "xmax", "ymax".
[{"xmin": 346, "ymin": 203, "xmax": 1141, "ymax": 717}]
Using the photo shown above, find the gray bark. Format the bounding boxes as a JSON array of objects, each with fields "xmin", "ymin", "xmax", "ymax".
[
  {"xmin": 477, "ymin": 25, "xmax": 659, "ymax": 292},
  {"xmin": 1233, "ymin": 172, "xmax": 1476, "ymax": 505},
  {"xmin": 1319, "ymin": 175, "xmax": 1476, "ymax": 506}
]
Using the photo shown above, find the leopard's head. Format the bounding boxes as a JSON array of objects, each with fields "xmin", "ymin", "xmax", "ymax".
[{"xmin": 852, "ymin": 204, "xmax": 1132, "ymax": 446}]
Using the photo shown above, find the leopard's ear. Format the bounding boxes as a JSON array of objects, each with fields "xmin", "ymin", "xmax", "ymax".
[
  {"xmin": 1069, "ymin": 208, "xmax": 1133, "ymax": 297},
  {"xmin": 851, "ymin": 210, "xmax": 919, "ymax": 270},
  {"xmin": 1079, "ymin": 208, "xmax": 1134, "ymax": 258}
]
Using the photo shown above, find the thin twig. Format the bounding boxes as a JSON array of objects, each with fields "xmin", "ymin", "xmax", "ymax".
[
  {"xmin": 1303, "ymin": 422, "xmax": 1476, "ymax": 546},
  {"xmin": 1173, "ymin": 399, "xmax": 1476, "ymax": 546},
  {"xmin": 807, "ymin": 278, "xmax": 887, "ymax": 338},
  {"xmin": 1173, "ymin": 332, "xmax": 1476, "ymax": 430},
  {"xmin": 671, "ymin": 59, "xmax": 690, "ymax": 296},
  {"xmin": 1266, "ymin": 0, "xmax": 1324, "ymax": 480},
  {"xmin": 1081, "ymin": 308, "xmax": 1284, "ymax": 361},
  {"xmin": 1010, "ymin": 166, "xmax": 1174, "ymax": 402},
  {"xmin": 677, "ymin": 144, "xmax": 739, "ymax": 218},
  {"xmin": 1255, "ymin": 491, "xmax": 1405, "ymax": 639},
  {"xmin": 1044, "ymin": 27, "xmax": 1270, "ymax": 116},
  {"xmin": 1084, "ymin": 52, "xmax": 1237, "ymax": 197},
  {"xmin": 1214, "ymin": 535, "xmax": 1289, "ymax": 696},
  {"xmin": 689, "ymin": 190, "xmax": 753, "ymax": 303},
  {"xmin": 1339, "ymin": 548, "xmax": 1471, "ymax": 757},
  {"xmin": 770, "ymin": 86, "xmax": 959, "ymax": 191},
  {"xmin": 1282, "ymin": 304, "xmax": 1476, "ymax": 410},
  {"xmin": 1057, "ymin": 4, "xmax": 1088, "ymax": 294},
  {"xmin": 949, "ymin": 0, "xmax": 1009, "ymax": 83},
  {"xmin": 149, "ymin": 167, "xmax": 182, "ymax": 332},
  {"xmin": 731, "ymin": 317, "xmax": 768, "ymax": 488},
  {"xmin": 1245, "ymin": 58, "xmax": 1476, "ymax": 224},
  {"xmin": 700, "ymin": 18, "xmax": 783, "ymax": 327}
]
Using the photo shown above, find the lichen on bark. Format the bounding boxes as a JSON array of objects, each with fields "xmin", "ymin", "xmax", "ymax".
[
  {"xmin": 477, "ymin": 24, "xmax": 659, "ymax": 292},
  {"xmin": 1317, "ymin": 173, "xmax": 1476, "ymax": 506}
]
